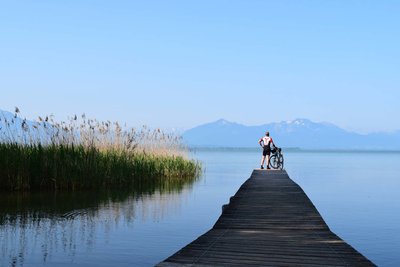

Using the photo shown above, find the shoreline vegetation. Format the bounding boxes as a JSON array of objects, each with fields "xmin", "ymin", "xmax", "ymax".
[{"xmin": 0, "ymin": 108, "xmax": 201, "ymax": 191}]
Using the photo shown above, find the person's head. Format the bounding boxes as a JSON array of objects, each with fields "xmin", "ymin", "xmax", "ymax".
[{"xmin": 265, "ymin": 131, "xmax": 270, "ymax": 137}]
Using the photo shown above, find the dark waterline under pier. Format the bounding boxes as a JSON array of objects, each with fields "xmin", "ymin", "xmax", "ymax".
[{"xmin": 158, "ymin": 170, "xmax": 375, "ymax": 266}]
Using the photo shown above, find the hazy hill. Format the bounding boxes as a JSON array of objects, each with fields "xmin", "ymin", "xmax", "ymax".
[
  {"xmin": 0, "ymin": 109, "xmax": 53, "ymax": 143},
  {"xmin": 2, "ymin": 109, "xmax": 399, "ymax": 150},
  {"xmin": 183, "ymin": 119, "xmax": 400, "ymax": 150}
]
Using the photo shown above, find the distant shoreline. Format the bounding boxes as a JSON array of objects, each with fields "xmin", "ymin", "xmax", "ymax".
[{"xmin": 189, "ymin": 147, "xmax": 400, "ymax": 153}]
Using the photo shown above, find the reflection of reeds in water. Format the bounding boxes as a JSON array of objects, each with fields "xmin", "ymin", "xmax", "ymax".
[
  {"xmin": 0, "ymin": 108, "xmax": 201, "ymax": 191},
  {"xmin": 0, "ymin": 187, "xmax": 193, "ymax": 266}
]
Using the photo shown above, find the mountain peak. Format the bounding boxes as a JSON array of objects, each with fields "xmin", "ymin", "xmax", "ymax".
[
  {"xmin": 284, "ymin": 118, "xmax": 312, "ymax": 126},
  {"xmin": 214, "ymin": 119, "xmax": 234, "ymax": 125},
  {"xmin": 183, "ymin": 118, "xmax": 400, "ymax": 149}
]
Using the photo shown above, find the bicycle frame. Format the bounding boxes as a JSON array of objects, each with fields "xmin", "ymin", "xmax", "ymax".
[{"xmin": 269, "ymin": 147, "xmax": 284, "ymax": 170}]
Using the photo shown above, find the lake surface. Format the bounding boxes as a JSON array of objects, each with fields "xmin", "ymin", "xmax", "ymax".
[{"xmin": 1, "ymin": 149, "xmax": 399, "ymax": 267}]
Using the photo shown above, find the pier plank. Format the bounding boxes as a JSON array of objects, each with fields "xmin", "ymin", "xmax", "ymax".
[{"xmin": 157, "ymin": 170, "xmax": 375, "ymax": 266}]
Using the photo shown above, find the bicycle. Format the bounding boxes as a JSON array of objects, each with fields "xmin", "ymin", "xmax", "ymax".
[{"xmin": 269, "ymin": 146, "xmax": 284, "ymax": 170}]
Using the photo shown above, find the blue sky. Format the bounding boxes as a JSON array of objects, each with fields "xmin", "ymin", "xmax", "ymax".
[{"xmin": 1, "ymin": 1, "xmax": 399, "ymax": 133}]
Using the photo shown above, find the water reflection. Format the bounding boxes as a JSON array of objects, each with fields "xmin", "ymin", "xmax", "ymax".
[{"xmin": 0, "ymin": 178, "xmax": 197, "ymax": 267}]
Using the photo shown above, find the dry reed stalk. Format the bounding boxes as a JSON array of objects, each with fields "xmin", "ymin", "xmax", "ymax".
[{"xmin": 0, "ymin": 108, "xmax": 188, "ymax": 158}]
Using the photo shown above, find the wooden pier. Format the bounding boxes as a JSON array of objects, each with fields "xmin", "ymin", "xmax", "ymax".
[{"xmin": 157, "ymin": 170, "xmax": 375, "ymax": 267}]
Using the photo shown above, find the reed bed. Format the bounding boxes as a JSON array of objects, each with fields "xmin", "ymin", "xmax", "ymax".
[{"xmin": 0, "ymin": 108, "xmax": 201, "ymax": 191}]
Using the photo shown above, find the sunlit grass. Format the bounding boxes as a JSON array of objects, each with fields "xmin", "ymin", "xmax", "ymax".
[{"xmin": 0, "ymin": 108, "xmax": 201, "ymax": 191}]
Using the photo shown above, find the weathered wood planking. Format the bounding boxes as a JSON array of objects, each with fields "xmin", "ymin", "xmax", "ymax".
[{"xmin": 157, "ymin": 170, "xmax": 375, "ymax": 267}]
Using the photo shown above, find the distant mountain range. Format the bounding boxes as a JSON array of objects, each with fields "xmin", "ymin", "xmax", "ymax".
[
  {"xmin": 0, "ymin": 109, "xmax": 49, "ymax": 142},
  {"xmin": 183, "ymin": 119, "xmax": 400, "ymax": 150},
  {"xmin": 2, "ymin": 109, "xmax": 399, "ymax": 150}
]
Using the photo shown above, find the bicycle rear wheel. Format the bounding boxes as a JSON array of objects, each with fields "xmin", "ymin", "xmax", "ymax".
[
  {"xmin": 269, "ymin": 155, "xmax": 279, "ymax": 169},
  {"xmin": 279, "ymin": 154, "xmax": 284, "ymax": 170}
]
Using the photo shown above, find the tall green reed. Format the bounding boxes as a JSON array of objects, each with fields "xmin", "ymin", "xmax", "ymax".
[{"xmin": 0, "ymin": 108, "xmax": 201, "ymax": 191}]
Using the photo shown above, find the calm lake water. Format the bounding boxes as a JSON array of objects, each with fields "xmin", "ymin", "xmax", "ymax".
[{"xmin": 1, "ymin": 149, "xmax": 399, "ymax": 267}]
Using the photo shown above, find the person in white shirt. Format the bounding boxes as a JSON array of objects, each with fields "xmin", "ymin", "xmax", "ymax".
[{"xmin": 258, "ymin": 131, "xmax": 275, "ymax": 169}]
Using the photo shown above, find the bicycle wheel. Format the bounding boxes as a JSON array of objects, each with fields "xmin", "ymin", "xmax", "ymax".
[
  {"xmin": 279, "ymin": 154, "xmax": 284, "ymax": 170},
  {"xmin": 269, "ymin": 155, "xmax": 279, "ymax": 169}
]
